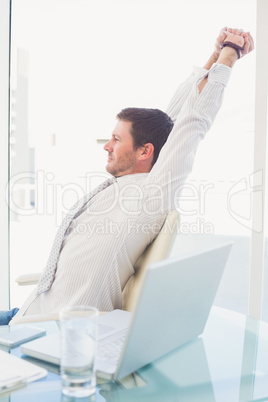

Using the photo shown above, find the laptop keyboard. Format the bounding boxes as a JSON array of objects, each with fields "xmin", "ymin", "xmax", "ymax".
[{"xmin": 97, "ymin": 331, "xmax": 126, "ymax": 366}]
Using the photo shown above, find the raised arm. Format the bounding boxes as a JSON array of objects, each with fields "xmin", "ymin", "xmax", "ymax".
[
  {"xmin": 199, "ymin": 28, "xmax": 254, "ymax": 92},
  {"xmin": 146, "ymin": 29, "xmax": 254, "ymax": 212},
  {"xmin": 166, "ymin": 27, "xmax": 229, "ymax": 121}
]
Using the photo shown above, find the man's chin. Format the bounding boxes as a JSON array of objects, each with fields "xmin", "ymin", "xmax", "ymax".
[{"xmin": 105, "ymin": 164, "xmax": 116, "ymax": 176}]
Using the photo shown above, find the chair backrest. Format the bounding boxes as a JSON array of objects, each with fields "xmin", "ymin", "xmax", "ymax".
[{"xmin": 122, "ymin": 210, "xmax": 179, "ymax": 311}]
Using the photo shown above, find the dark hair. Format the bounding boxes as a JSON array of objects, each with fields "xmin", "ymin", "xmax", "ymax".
[{"xmin": 116, "ymin": 107, "xmax": 174, "ymax": 167}]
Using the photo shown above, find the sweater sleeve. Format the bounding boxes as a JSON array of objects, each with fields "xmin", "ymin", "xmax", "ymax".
[
  {"xmin": 166, "ymin": 66, "xmax": 209, "ymax": 121},
  {"xmin": 145, "ymin": 64, "xmax": 232, "ymax": 212}
]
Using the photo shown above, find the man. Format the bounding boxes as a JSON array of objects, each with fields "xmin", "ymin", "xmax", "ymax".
[{"xmin": 2, "ymin": 27, "xmax": 254, "ymax": 325}]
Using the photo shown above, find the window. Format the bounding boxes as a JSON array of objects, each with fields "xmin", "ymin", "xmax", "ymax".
[
  {"xmin": 0, "ymin": 0, "xmax": 10, "ymax": 309},
  {"xmin": 4, "ymin": 0, "xmax": 267, "ymax": 322}
]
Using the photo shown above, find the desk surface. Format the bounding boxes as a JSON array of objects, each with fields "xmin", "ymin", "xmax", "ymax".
[{"xmin": 1, "ymin": 306, "xmax": 268, "ymax": 402}]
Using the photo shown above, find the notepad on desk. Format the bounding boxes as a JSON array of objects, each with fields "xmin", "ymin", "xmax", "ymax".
[{"xmin": 0, "ymin": 350, "xmax": 47, "ymax": 394}]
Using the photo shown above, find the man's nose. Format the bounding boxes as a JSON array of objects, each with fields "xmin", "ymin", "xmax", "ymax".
[{"xmin": 104, "ymin": 139, "xmax": 112, "ymax": 152}]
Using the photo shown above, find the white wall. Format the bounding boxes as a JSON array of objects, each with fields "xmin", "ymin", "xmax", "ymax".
[{"xmin": 171, "ymin": 234, "xmax": 250, "ymax": 315}]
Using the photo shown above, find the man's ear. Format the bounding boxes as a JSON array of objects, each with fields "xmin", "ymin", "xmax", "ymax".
[{"xmin": 139, "ymin": 143, "xmax": 154, "ymax": 161}]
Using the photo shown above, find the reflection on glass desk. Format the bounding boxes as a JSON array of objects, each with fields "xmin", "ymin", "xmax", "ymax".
[{"xmin": 1, "ymin": 306, "xmax": 268, "ymax": 401}]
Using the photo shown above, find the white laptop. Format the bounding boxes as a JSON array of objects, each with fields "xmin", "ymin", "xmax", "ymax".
[{"xmin": 21, "ymin": 243, "xmax": 232, "ymax": 380}]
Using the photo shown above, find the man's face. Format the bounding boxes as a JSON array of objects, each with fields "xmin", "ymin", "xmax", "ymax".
[{"xmin": 104, "ymin": 120, "xmax": 140, "ymax": 177}]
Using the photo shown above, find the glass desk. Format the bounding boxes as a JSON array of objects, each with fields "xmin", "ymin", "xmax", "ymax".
[{"xmin": 1, "ymin": 306, "xmax": 268, "ymax": 402}]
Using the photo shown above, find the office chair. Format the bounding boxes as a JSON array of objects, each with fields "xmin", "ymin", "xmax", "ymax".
[{"xmin": 122, "ymin": 210, "xmax": 179, "ymax": 311}]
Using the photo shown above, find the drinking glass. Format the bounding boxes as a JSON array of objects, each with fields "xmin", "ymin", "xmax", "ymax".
[{"xmin": 60, "ymin": 305, "xmax": 99, "ymax": 398}]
